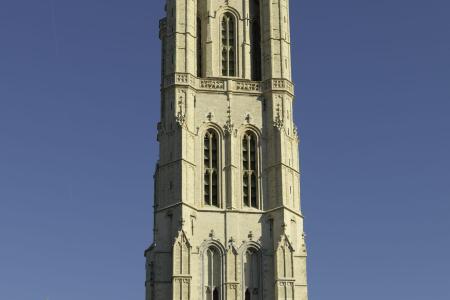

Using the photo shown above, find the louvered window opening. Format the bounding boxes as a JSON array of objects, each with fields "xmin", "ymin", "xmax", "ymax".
[
  {"xmin": 204, "ymin": 130, "xmax": 219, "ymax": 207},
  {"xmin": 221, "ymin": 13, "xmax": 236, "ymax": 77},
  {"xmin": 242, "ymin": 132, "xmax": 258, "ymax": 208}
]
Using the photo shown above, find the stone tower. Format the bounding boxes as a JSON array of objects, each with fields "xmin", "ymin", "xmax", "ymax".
[{"xmin": 145, "ymin": 0, "xmax": 308, "ymax": 299}]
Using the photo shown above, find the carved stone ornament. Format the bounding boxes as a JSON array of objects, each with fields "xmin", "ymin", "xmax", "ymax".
[
  {"xmin": 278, "ymin": 281, "xmax": 294, "ymax": 287},
  {"xmin": 274, "ymin": 103, "xmax": 284, "ymax": 130},
  {"xmin": 224, "ymin": 119, "xmax": 235, "ymax": 136},
  {"xmin": 176, "ymin": 91, "xmax": 186, "ymax": 127},
  {"xmin": 176, "ymin": 111, "xmax": 186, "ymax": 127},
  {"xmin": 224, "ymin": 100, "xmax": 236, "ymax": 136},
  {"xmin": 301, "ymin": 232, "xmax": 308, "ymax": 254},
  {"xmin": 245, "ymin": 113, "xmax": 252, "ymax": 124},
  {"xmin": 206, "ymin": 112, "xmax": 214, "ymax": 122},
  {"xmin": 156, "ymin": 122, "xmax": 164, "ymax": 141},
  {"xmin": 199, "ymin": 79, "xmax": 225, "ymax": 90},
  {"xmin": 293, "ymin": 124, "xmax": 300, "ymax": 140},
  {"xmin": 274, "ymin": 116, "xmax": 284, "ymax": 130}
]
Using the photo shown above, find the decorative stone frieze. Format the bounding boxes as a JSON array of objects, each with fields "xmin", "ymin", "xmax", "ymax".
[
  {"xmin": 235, "ymin": 80, "xmax": 262, "ymax": 92},
  {"xmin": 199, "ymin": 78, "xmax": 226, "ymax": 90}
]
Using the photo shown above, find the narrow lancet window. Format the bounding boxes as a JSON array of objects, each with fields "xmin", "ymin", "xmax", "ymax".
[
  {"xmin": 221, "ymin": 13, "xmax": 236, "ymax": 77},
  {"xmin": 197, "ymin": 17, "xmax": 203, "ymax": 77},
  {"xmin": 250, "ymin": 0, "xmax": 262, "ymax": 81},
  {"xmin": 204, "ymin": 247, "xmax": 222, "ymax": 300},
  {"xmin": 242, "ymin": 131, "xmax": 258, "ymax": 208},
  {"xmin": 204, "ymin": 129, "xmax": 219, "ymax": 207},
  {"xmin": 244, "ymin": 248, "xmax": 260, "ymax": 299}
]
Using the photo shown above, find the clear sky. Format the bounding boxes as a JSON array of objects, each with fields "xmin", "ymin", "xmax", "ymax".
[{"xmin": 0, "ymin": 0, "xmax": 449, "ymax": 299}]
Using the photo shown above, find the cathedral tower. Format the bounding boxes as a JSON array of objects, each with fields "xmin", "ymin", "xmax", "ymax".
[{"xmin": 145, "ymin": 1, "xmax": 308, "ymax": 299}]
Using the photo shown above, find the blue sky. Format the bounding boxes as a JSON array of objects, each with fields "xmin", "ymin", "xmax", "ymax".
[{"xmin": 0, "ymin": 0, "xmax": 449, "ymax": 299}]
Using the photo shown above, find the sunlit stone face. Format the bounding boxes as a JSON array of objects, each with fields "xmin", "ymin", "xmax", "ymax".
[{"xmin": 145, "ymin": 1, "xmax": 308, "ymax": 299}]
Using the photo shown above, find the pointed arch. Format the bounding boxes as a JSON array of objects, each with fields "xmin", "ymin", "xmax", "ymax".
[
  {"xmin": 239, "ymin": 242, "xmax": 263, "ymax": 300},
  {"xmin": 221, "ymin": 12, "xmax": 237, "ymax": 76},
  {"xmin": 242, "ymin": 130, "xmax": 260, "ymax": 208},
  {"xmin": 277, "ymin": 234, "xmax": 295, "ymax": 278},
  {"xmin": 201, "ymin": 241, "xmax": 225, "ymax": 300},
  {"xmin": 244, "ymin": 248, "xmax": 260, "ymax": 299},
  {"xmin": 227, "ymin": 244, "xmax": 238, "ymax": 283},
  {"xmin": 203, "ymin": 127, "xmax": 221, "ymax": 207},
  {"xmin": 173, "ymin": 230, "xmax": 191, "ymax": 275}
]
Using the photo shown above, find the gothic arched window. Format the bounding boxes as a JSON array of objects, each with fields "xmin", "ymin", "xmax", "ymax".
[
  {"xmin": 242, "ymin": 131, "xmax": 258, "ymax": 208},
  {"xmin": 204, "ymin": 129, "xmax": 219, "ymax": 207},
  {"xmin": 244, "ymin": 248, "xmax": 260, "ymax": 299},
  {"xmin": 221, "ymin": 13, "xmax": 236, "ymax": 77},
  {"xmin": 204, "ymin": 246, "xmax": 222, "ymax": 300},
  {"xmin": 197, "ymin": 16, "xmax": 203, "ymax": 77},
  {"xmin": 250, "ymin": 0, "xmax": 262, "ymax": 81}
]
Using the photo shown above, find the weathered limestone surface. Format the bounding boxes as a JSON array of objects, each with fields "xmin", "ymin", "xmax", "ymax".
[{"xmin": 146, "ymin": 1, "xmax": 308, "ymax": 299}]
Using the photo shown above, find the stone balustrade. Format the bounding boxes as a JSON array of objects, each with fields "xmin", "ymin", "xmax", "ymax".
[{"xmin": 163, "ymin": 73, "xmax": 295, "ymax": 96}]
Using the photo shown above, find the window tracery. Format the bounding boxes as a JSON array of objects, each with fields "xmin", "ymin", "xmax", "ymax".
[
  {"xmin": 243, "ymin": 248, "xmax": 260, "ymax": 300},
  {"xmin": 204, "ymin": 246, "xmax": 222, "ymax": 300},
  {"xmin": 221, "ymin": 13, "xmax": 236, "ymax": 77},
  {"xmin": 242, "ymin": 131, "xmax": 258, "ymax": 208},
  {"xmin": 204, "ymin": 129, "xmax": 219, "ymax": 207}
]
